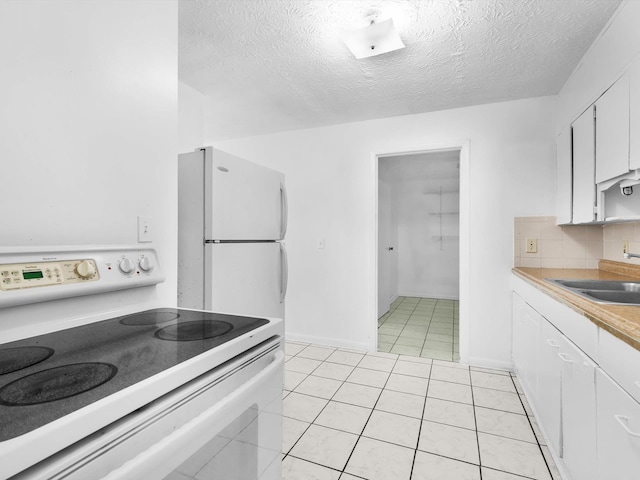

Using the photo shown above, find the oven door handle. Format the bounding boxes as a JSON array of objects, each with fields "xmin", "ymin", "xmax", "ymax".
[{"xmin": 102, "ymin": 349, "xmax": 284, "ymax": 480}]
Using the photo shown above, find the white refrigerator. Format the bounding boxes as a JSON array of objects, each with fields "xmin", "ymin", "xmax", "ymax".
[{"xmin": 178, "ymin": 147, "xmax": 288, "ymax": 319}]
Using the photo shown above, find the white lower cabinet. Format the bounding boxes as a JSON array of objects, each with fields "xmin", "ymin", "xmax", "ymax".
[
  {"xmin": 527, "ymin": 314, "xmax": 597, "ymax": 480},
  {"xmin": 596, "ymin": 369, "xmax": 640, "ymax": 480},
  {"xmin": 536, "ymin": 319, "xmax": 563, "ymax": 454},
  {"xmin": 557, "ymin": 337, "xmax": 597, "ymax": 480},
  {"xmin": 512, "ymin": 292, "xmax": 540, "ymax": 402},
  {"xmin": 512, "ymin": 277, "xmax": 637, "ymax": 480}
]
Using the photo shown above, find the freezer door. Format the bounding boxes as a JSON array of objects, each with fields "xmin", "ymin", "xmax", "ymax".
[
  {"xmin": 205, "ymin": 148, "xmax": 287, "ymax": 241},
  {"xmin": 205, "ymin": 242, "xmax": 286, "ymax": 319}
]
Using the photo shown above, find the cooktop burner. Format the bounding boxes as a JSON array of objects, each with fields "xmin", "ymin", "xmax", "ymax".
[
  {"xmin": 0, "ymin": 308, "xmax": 270, "ymax": 442},
  {"xmin": 119, "ymin": 309, "xmax": 180, "ymax": 326},
  {"xmin": 0, "ymin": 346, "xmax": 54, "ymax": 375},
  {"xmin": 0, "ymin": 363, "xmax": 117, "ymax": 406},
  {"xmin": 155, "ymin": 320, "xmax": 233, "ymax": 341}
]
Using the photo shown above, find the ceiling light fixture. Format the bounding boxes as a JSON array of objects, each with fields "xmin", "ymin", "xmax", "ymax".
[{"xmin": 342, "ymin": 18, "xmax": 405, "ymax": 59}]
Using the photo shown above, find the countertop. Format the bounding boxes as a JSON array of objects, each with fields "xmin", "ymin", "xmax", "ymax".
[{"xmin": 512, "ymin": 260, "xmax": 640, "ymax": 352}]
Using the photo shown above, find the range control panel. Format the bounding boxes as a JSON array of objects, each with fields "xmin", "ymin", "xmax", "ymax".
[
  {"xmin": 0, "ymin": 247, "xmax": 164, "ymax": 308},
  {"xmin": 0, "ymin": 259, "xmax": 100, "ymax": 291}
]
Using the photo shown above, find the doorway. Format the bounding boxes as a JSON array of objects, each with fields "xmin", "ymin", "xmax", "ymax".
[{"xmin": 377, "ymin": 149, "xmax": 461, "ymax": 361}]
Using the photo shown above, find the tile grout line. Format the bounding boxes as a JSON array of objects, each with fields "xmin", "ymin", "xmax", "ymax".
[
  {"xmin": 335, "ymin": 351, "xmax": 404, "ymax": 478},
  {"xmin": 285, "ymin": 342, "xmax": 548, "ymax": 479},
  {"xmin": 408, "ymin": 360, "xmax": 433, "ymax": 480},
  {"xmin": 285, "ymin": 344, "xmax": 411, "ymax": 477},
  {"xmin": 510, "ymin": 373, "xmax": 557, "ymax": 480},
  {"xmin": 282, "ymin": 345, "xmax": 336, "ymax": 463},
  {"xmin": 379, "ymin": 296, "xmax": 458, "ymax": 361},
  {"xmin": 470, "ymin": 367, "xmax": 484, "ymax": 480}
]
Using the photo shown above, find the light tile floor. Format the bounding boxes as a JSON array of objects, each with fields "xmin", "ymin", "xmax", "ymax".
[
  {"xmin": 378, "ymin": 296, "xmax": 459, "ymax": 362},
  {"xmin": 283, "ymin": 341, "xmax": 561, "ymax": 480}
]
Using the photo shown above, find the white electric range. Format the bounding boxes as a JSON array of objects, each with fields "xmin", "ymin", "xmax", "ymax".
[{"xmin": 0, "ymin": 246, "xmax": 283, "ymax": 479}]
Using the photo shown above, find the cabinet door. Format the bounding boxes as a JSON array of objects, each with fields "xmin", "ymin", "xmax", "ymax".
[
  {"xmin": 630, "ymin": 57, "xmax": 640, "ymax": 170},
  {"xmin": 595, "ymin": 72, "xmax": 630, "ymax": 183},
  {"xmin": 556, "ymin": 126, "xmax": 572, "ymax": 225},
  {"xmin": 512, "ymin": 293, "xmax": 540, "ymax": 401},
  {"xmin": 558, "ymin": 337, "xmax": 597, "ymax": 480},
  {"xmin": 536, "ymin": 319, "xmax": 562, "ymax": 454},
  {"xmin": 596, "ymin": 369, "xmax": 640, "ymax": 480},
  {"xmin": 572, "ymin": 106, "xmax": 596, "ymax": 223}
]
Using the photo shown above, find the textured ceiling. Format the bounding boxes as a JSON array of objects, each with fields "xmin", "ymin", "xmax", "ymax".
[{"xmin": 179, "ymin": 0, "xmax": 622, "ymax": 141}]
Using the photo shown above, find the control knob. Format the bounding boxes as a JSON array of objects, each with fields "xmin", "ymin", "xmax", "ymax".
[
  {"xmin": 118, "ymin": 258, "xmax": 136, "ymax": 275},
  {"xmin": 138, "ymin": 256, "xmax": 154, "ymax": 272},
  {"xmin": 75, "ymin": 260, "xmax": 97, "ymax": 279}
]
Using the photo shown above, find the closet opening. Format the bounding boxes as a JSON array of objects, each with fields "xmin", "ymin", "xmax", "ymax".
[{"xmin": 377, "ymin": 149, "xmax": 461, "ymax": 361}]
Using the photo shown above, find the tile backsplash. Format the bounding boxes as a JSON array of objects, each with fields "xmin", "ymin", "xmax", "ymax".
[
  {"xmin": 603, "ymin": 221, "xmax": 640, "ymax": 264},
  {"xmin": 515, "ymin": 216, "xmax": 640, "ymax": 268},
  {"xmin": 514, "ymin": 216, "xmax": 603, "ymax": 269}
]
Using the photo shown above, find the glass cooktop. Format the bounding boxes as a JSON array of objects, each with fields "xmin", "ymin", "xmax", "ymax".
[{"xmin": 0, "ymin": 308, "xmax": 268, "ymax": 441}]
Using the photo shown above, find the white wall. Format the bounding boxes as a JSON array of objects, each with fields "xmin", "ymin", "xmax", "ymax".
[
  {"xmin": 179, "ymin": 81, "xmax": 205, "ymax": 153},
  {"xmin": 214, "ymin": 96, "xmax": 556, "ymax": 369},
  {"xmin": 0, "ymin": 1, "xmax": 178, "ymax": 325},
  {"xmin": 395, "ymin": 181, "xmax": 460, "ymax": 299},
  {"xmin": 557, "ymin": 0, "xmax": 640, "ymax": 130}
]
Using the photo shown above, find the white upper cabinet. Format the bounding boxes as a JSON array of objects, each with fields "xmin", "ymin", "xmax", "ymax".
[
  {"xmin": 630, "ymin": 57, "xmax": 640, "ymax": 170},
  {"xmin": 595, "ymin": 72, "xmax": 630, "ymax": 184},
  {"xmin": 556, "ymin": 126, "xmax": 572, "ymax": 224},
  {"xmin": 572, "ymin": 106, "xmax": 597, "ymax": 223}
]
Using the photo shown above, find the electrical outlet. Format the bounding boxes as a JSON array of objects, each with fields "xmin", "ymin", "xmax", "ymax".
[
  {"xmin": 138, "ymin": 216, "xmax": 152, "ymax": 243},
  {"xmin": 525, "ymin": 238, "xmax": 538, "ymax": 254},
  {"xmin": 623, "ymin": 240, "xmax": 629, "ymax": 254}
]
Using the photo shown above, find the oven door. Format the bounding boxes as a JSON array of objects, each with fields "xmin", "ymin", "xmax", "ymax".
[{"xmin": 17, "ymin": 338, "xmax": 283, "ymax": 480}]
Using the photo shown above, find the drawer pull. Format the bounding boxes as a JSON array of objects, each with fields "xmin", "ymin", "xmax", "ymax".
[
  {"xmin": 546, "ymin": 339, "xmax": 559, "ymax": 348},
  {"xmin": 614, "ymin": 415, "xmax": 640, "ymax": 438},
  {"xmin": 558, "ymin": 353, "xmax": 574, "ymax": 363}
]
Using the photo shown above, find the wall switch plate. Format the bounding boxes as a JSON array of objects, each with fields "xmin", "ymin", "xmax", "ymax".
[
  {"xmin": 317, "ymin": 238, "xmax": 325, "ymax": 249},
  {"xmin": 138, "ymin": 216, "xmax": 152, "ymax": 243},
  {"xmin": 525, "ymin": 238, "xmax": 538, "ymax": 253},
  {"xmin": 623, "ymin": 240, "xmax": 629, "ymax": 254}
]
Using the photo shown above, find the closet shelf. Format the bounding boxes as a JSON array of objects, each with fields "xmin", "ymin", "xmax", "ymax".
[{"xmin": 430, "ymin": 186, "xmax": 460, "ymax": 250}]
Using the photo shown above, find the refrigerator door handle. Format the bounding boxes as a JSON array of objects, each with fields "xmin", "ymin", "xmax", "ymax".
[
  {"xmin": 280, "ymin": 243, "xmax": 288, "ymax": 303},
  {"xmin": 280, "ymin": 182, "xmax": 288, "ymax": 240}
]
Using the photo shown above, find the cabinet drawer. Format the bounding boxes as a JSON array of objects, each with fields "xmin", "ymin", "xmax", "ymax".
[
  {"xmin": 596, "ymin": 369, "xmax": 640, "ymax": 480},
  {"xmin": 599, "ymin": 328, "xmax": 640, "ymax": 404},
  {"xmin": 512, "ymin": 276, "xmax": 598, "ymax": 359}
]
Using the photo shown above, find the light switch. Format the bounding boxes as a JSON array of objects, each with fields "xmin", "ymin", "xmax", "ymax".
[{"xmin": 317, "ymin": 238, "xmax": 325, "ymax": 249}]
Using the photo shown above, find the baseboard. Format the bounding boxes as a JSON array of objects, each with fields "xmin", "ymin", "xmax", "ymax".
[
  {"xmin": 397, "ymin": 292, "xmax": 460, "ymax": 301},
  {"xmin": 464, "ymin": 354, "xmax": 514, "ymax": 371},
  {"xmin": 284, "ymin": 332, "xmax": 371, "ymax": 353}
]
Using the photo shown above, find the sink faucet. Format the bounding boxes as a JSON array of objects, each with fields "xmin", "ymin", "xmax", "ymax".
[{"xmin": 623, "ymin": 252, "xmax": 640, "ymax": 259}]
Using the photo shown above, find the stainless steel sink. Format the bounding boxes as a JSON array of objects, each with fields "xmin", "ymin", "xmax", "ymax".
[
  {"xmin": 546, "ymin": 279, "xmax": 640, "ymax": 305},
  {"xmin": 550, "ymin": 279, "xmax": 640, "ymax": 292}
]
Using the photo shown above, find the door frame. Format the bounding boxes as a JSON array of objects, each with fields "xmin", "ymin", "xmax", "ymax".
[{"xmin": 372, "ymin": 140, "xmax": 470, "ymax": 364}]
